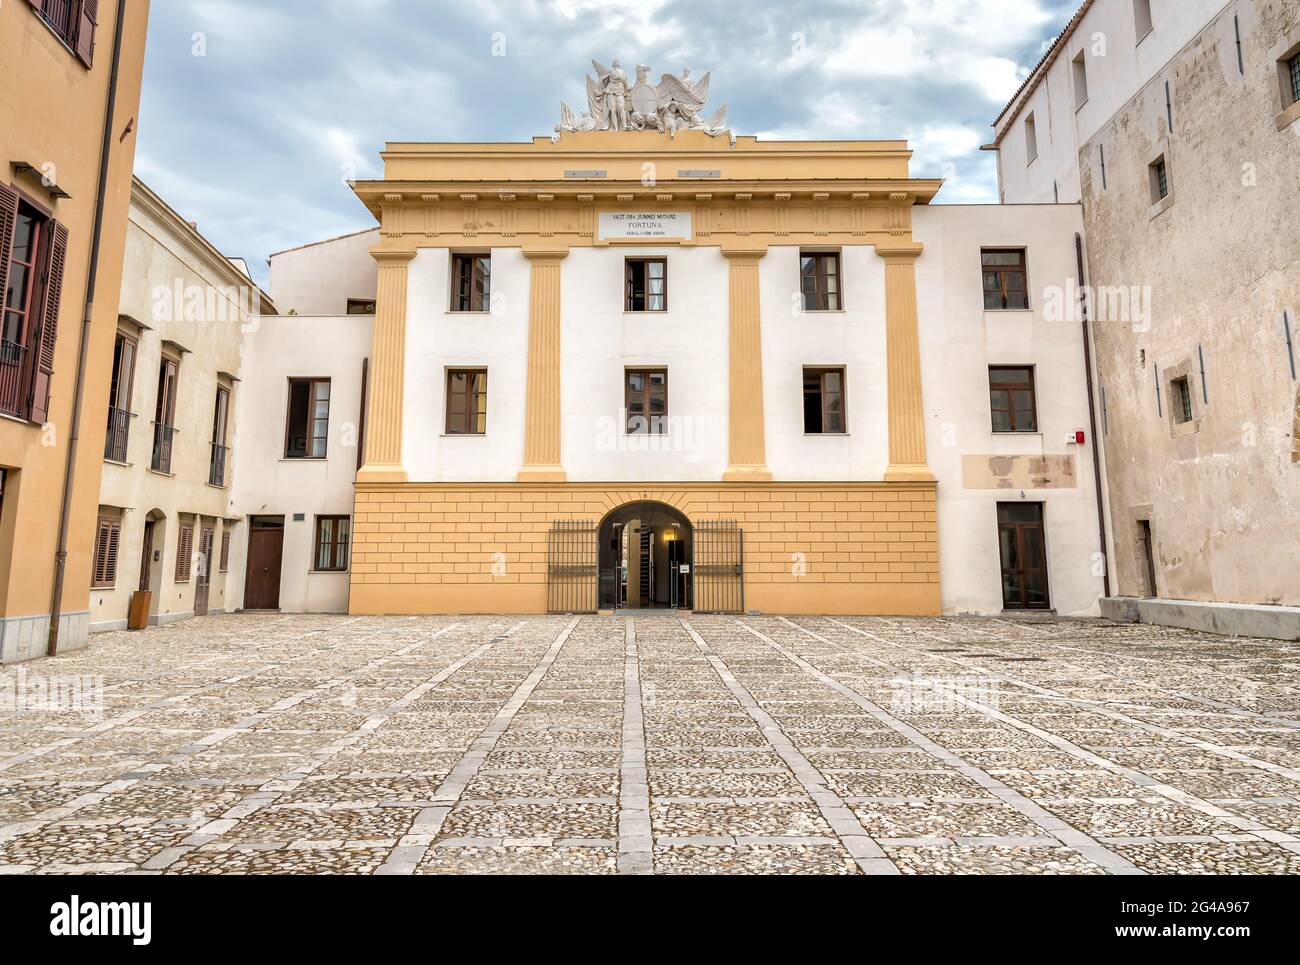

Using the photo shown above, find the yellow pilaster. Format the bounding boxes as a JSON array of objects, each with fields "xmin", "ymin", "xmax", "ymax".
[
  {"xmin": 518, "ymin": 247, "xmax": 569, "ymax": 482},
  {"xmin": 722, "ymin": 247, "xmax": 772, "ymax": 482},
  {"xmin": 880, "ymin": 245, "xmax": 933, "ymax": 481},
  {"xmin": 357, "ymin": 249, "xmax": 414, "ymax": 483}
]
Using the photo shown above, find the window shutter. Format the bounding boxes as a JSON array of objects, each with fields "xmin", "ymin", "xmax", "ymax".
[
  {"xmin": 93, "ymin": 515, "xmax": 120, "ymax": 587},
  {"xmin": 29, "ymin": 219, "xmax": 68, "ymax": 425},
  {"xmin": 74, "ymin": 0, "xmax": 98, "ymax": 68},
  {"xmin": 220, "ymin": 529, "xmax": 232, "ymax": 571},
  {"xmin": 0, "ymin": 185, "xmax": 17, "ymax": 315},
  {"xmin": 175, "ymin": 522, "xmax": 193, "ymax": 582}
]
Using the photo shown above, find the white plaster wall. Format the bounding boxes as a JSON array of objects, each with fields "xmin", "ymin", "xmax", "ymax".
[
  {"xmin": 913, "ymin": 203, "xmax": 1107, "ymax": 617},
  {"xmin": 227, "ymin": 314, "xmax": 371, "ymax": 613},
  {"xmin": 561, "ymin": 245, "xmax": 729, "ymax": 482},
  {"xmin": 268, "ymin": 228, "xmax": 380, "ymax": 316},
  {"xmin": 403, "ymin": 247, "xmax": 530, "ymax": 482},
  {"xmin": 760, "ymin": 245, "xmax": 890, "ymax": 481}
]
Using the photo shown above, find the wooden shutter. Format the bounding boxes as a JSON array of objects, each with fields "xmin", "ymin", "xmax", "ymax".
[
  {"xmin": 220, "ymin": 528, "xmax": 232, "ymax": 571},
  {"xmin": 175, "ymin": 521, "xmax": 193, "ymax": 582},
  {"xmin": 92, "ymin": 514, "xmax": 120, "ymax": 587},
  {"xmin": 0, "ymin": 185, "xmax": 17, "ymax": 314},
  {"xmin": 74, "ymin": 0, "xmax": 98, "ymax": 68},
  {"xmin": 29, "ymin": 220, "xmax": 68, "ymax": 425}
]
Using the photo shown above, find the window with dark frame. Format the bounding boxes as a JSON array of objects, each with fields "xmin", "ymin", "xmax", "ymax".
[
  {"xmin": 445, "ymin": 368, "xmax": 487, "ymax": 435},
  {"xmin": 175, "ymin": 519, "xmax": 194, "ymax": 583},
  {"xmin": 1, "ymin": 186, "xmax": 66, "ymax": 425},
  {"xmin": 346, "ymin": 298, "xmax": 376, "ymax": 315},
  {"xmin": 625, "ymin": 257, "xmax": 666, "ymax": 311},
  {"xmin": 1289, "ymin": 52, "xmax": 1300, "ymax": 104},
  {"xmin": 451, "ymin": 254, "xmax": 491, "ymax": 312},
  {"xmin": 989, "ymin": 366, "xmax": 1039, "ymax": 432},
  {"xmin": 285, "ymin": 378, "xmax": 330, "ymax": 458},
  {"xmin": 625, "ymin": 368, "xmax": 667, "ymax": 434},
  {"xmin": 1171, "ymin": 376, "xmax": 1193, "ymax": 424},
  {"xmin": 92, "ymin": 513, "xmax": 120, "ymax": 589},
  {"xmin": 803, "ymin": 367, "xmax": 846, "ymax": 434},
  {"xmin": 209, "ymin": 384, "xmax": 230, "ymax": 486},
  {"xmin": 104, "ymin": 331, "xmax": 135, "ymax": 462},
  {"xmin": 31, "ymin": 1, "xmax": 98, "ymax": 67},
  {"xmin": 1150, "ymin": 157, "xmax": 1169, "ymax": 202},
  {"xmin": 151, "ymin": 355, "xmax": 179, "ymax": 473},
  {"xmin": 314, "ymin": 515, "xmax": 351, "ymax": 571},
  {"xmin": 799, "ymin": 252, "xmax": 841, "ymax": 311},
  {"xmin": 981, "ymin": 249, "xmax": 1029, "ymax": 310}
]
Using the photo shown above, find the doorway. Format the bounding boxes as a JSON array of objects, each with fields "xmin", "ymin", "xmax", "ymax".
[
  {"xmin": 997, "ymin": 502, "xmax": 1050, "ymax": 610},
  {"xmin": 194, "ymin": 523, "xmax": 214, "ymax": 616},
  {"xmin": 1138, "ymin": 519, "xmax": 1158, "ymax": 598},
  {"xmin": 244, "ymin": 516, "xmax": 284, "ymax": 610},
  {"xmin": 597, "ymin": 501, "xmax": 692, "ymax": 610}
]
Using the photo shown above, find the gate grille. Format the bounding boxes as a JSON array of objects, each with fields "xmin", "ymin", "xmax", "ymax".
[
  {"xmin": 694, "ymin": 519, "xmax": 744, "ymax": 614},
  {"xmin": 547, "ymin": 519, "xmax": 597, "ymax": 613}
]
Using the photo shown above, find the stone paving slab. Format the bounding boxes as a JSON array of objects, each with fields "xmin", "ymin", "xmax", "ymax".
[{"xmin": 0, "ymin": 611, "xmax": 1296, "ymax": 874}]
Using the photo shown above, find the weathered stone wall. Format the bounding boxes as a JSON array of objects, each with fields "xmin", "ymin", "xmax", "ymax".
[{"xmin": 1080, "ymin": 1, "xmax": 1300, "ymax": 604}]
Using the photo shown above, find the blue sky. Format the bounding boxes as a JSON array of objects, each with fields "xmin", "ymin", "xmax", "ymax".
[{"xmin": 136, "ymin": 0, "xmax": 1078, "ymax": 285}]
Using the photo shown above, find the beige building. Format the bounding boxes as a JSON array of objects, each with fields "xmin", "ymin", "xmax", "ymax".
[
  {"xmin": 268, "ymin": 228, "xmax": 379, "ymax": 317},
  {"xmin": 991, "ymin": 0, "xmax": 1300, "ymax": 632},
  {"xmin": 0, "ymin": 0, "xmax": 150, "ymax": 662},
  {"xmin": 89, "ymin": 177, "xmax": 273, "ymax": 631}
]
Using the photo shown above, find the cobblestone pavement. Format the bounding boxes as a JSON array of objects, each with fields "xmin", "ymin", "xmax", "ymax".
[{"xmin": 1, "ymin": 613, "xmax": 1298, "ymax": 875}]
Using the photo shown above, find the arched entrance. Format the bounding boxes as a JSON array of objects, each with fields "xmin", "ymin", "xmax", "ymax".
[{"xmin": 598, "ymin": 501, "xmax": 692, "ymax": 610}]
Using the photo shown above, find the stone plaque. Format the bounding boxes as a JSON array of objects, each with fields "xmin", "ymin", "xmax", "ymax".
[{"xmin": 598, "ymin": 211, "xmax": 692, "ymax": 240}]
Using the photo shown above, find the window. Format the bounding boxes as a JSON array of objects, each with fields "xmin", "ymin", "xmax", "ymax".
[
  {"xmin": 1285, "ymin": 51, "xmax": 1300, "ymax": 107},
  {"xmin": 92, "ymin": 513, "xmax": 120, "ymax": 589},
  {"xmin": 799, "ymin": 252, "xmax": 841, "ymax": 311},
  {"xmin": 1149, "ymin": 156, "xmax": 1169, "ymax": 202},
  {"xmin": 625, "ymin": 257, "xmax": 666, "ymax": 311},
  {"xmin": 175, "ymin": 519, "xmax": 194, "ymax": 583},
  {"xmin": 209, "ymin": 384, "xmax": 230, "ymax": 486},
  {"xmin": 219, "ymin": 527, "xmax": 232, "ymax": 572},
  {"xmin": 445, "ymin": 368, "xmax": 487, "ymax": 434},
  {"xmin": 151, "ymin": 355, "xmax": 179, "ymax": 473},
  {"xmin": 285, "ymin": 378, "xmax": 330, "ymax": 458},
  {"xmin": 0, "ymin": 186, "xmax": 66, "ymax": 424},
  {"xmin": 989, "ymin": 366, "xmax": 1038, "ymax": 432},
  {"xmin": 1072, "ymin": 51, "xmax": 1089, "ymax": 109},
  {"xmin": 1133, "ymin": 0, "xmax": 1153, "ymax": 40},
  {"xmin": 104, "ymin": 331, "xmax": 135, "ymax": 462},
  {"xmin": 1171, "ymin": 376, "xmax": 1193, "ymax": 424},
  {"xmin": 981, "ymin": 249, "xmax": 1029, "ymax": 310},
  {"xmin": 1024, "ymin": 113, "xmax": 1038, "ymax": 163},
  {"xmin": 997, "ymin": 503, "xmax": 1050, "ymax": 610},
  {"xmin": 803, "ymin": 367, "xmax": 846, "ymax": 434},
  {"xmin": 346, "ymin": 298, "xmax": 376, "ymax": 314},
  {"xmin": 451, "ymin": 254, "xmax": 490, "ymax": 312},
  {"xmin": 314, "ymin": 516, "xmax": 351, "ymax": 571},
  {"xmin": 625, "ymin": 368, "xmax": 667, "ymax": 434},
  {"xmin": 31, "ymin": 1, "xmax": 97, "ymax": 67}
]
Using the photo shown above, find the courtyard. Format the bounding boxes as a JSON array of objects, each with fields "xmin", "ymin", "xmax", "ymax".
[{"xmin": 0, "ymin": 613, "xmax": 1297, "ymax": 875}]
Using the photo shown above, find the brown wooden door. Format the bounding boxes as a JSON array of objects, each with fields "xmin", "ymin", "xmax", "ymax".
[
  {"xmin": 194, "ymin": 526, "xmax": 214, "ymax": 615},
  {"xmin": 244, "ymin": 522, "xmax": 284, "ymax": 610},
  {"xmin": 998, "ymin": 503, "xmax": 1050, "ymax": 610}
]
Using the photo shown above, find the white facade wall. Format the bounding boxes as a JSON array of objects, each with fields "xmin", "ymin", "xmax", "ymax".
[
  {"xmin": 227, "ymin": 314, "xmax": 371, "ymax": 613},
  {"xmin": 994, "ymin": 0, "xmax": 1228, "ymax": 204},
  {"xmin": 268, "ymin": 228, "xmax": 380, "ymax": 316}
]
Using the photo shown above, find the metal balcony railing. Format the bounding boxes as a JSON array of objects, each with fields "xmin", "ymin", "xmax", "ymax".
[
  {"xmin": 104, "ymin": 406, "xmax": 131, "ymax": 462},
  {"xmin": 0, "ymin": 339, "xmax": 28, "ymax": 418},
  {"xmin": 208, "ymin": 443, "xmax": 229, "ymax": 487},
  {"xmin": 151, "ymin": 423, "xmax": 176, "ymax": 474}
]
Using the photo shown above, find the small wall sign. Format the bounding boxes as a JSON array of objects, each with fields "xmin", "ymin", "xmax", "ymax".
[{"xmin": 598, "ymin": 211, "xmax": 692, "ymax": 241}]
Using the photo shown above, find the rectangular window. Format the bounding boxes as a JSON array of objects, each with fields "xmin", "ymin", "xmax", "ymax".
[
  {"xmin": 625, "ymin": 257, "xmax": 667, "ymax": 311},
  {"xmin": 981, "ymin": 249, "xmax": 1029, "ymax": 310},
  {"xmin": 314, "ymin": 515, "xmax": 351, "ymax": 571},
  {"xmin": 92, "ymin": 513, "xmax": 121, "ymax": 589},
  {"xmin": 451, "ymin": 254, "xmax": 490, "ymax": 312},
  {"xmin": 1149, "ymin": 156, "xmax": 1169, "ymax": 202},
  {"xmin": 625, "ymin": 368, "xmax": 667, "ymax": 434},
  {"xmin": 1024, "ymin": 113, "xmax": 1038, "ymax": 162},
  {"xmin": 219, "ymin": 527, "xmax": 232, "ymax": 572},
  {"xmin": 1133, "ymin": 0, "xmax": 1153, "ymax": 39},
  {"xmin": 32, "ymin": 1, "xmax": 96, "ymax": 65},
  {"xmin": 285, "ymin": 378, "xmax": 330, "ymax": 458},
  {"xmin": 1288, "ymin": 52, "xmax": 1300, "ymax": 105},
  {"xmin": 1072, "ymin": 51, "xmax": 1089, "ymax": 108},
  {"xmin": 445, "ymin": 368, "xmax": 487, "ymax": 434},
  {"xmin": 175, "ymin": 519, "xmax": 194, "ymax": 583},
  {"xmin": 104, "ymin": 330, "xmax": 136, "ymax": 462},
  {"xmin": 209, "ymin": 384, "xmax": 230, "ymax": 486},
  {"xmin": 800, "ymin": 251, "xmax": 841, "ymax": 311},
  {"xmin": 803, "ymin": 367, "xmax": 846, "ymax": 434},
  {"xmin": 1171, "ymin": 376, "xmax": 1193, "ymax": 424},
  {"xmin": 1, "ymin": 188, "xmax": 65, "ymax": 424},
  {"xmin": 151, "ymin": 355, "xmax": 179, "ymax": 473},
  {"xmin": 989, "ymin": 366, "xmax": 1038, "ymax": 432},
  {"xmin": 346, "ymin": 298, "xmax": 376, "ymax": 314}
]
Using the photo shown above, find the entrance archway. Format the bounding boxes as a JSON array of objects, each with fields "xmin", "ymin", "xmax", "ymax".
[{"xmin": 597, "ymin": 501, "xmax": 692, "ymax": 610}]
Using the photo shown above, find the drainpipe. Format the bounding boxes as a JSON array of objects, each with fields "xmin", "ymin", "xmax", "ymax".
[
  {"xmin": 48, "ymin": 0, "xmax": 129, "ymax": 657},
  {"xmin": 1075, "ymin": 231, "xmax": 1111, "ymax": 599}
]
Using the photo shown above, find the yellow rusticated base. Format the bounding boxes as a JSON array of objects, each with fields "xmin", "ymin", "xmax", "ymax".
[{"xmin": 349, "ymin": 480, "xmax": 940, "ymax": 616}]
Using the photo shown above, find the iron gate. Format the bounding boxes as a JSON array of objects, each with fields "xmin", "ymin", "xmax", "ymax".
[
  {"xmin": 547, "ymin": 519, "xmax": 598, "ymax": 613},
  {"xmin": 694, "ymin": 519, "xmax": 744, "ymax": 614}
]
